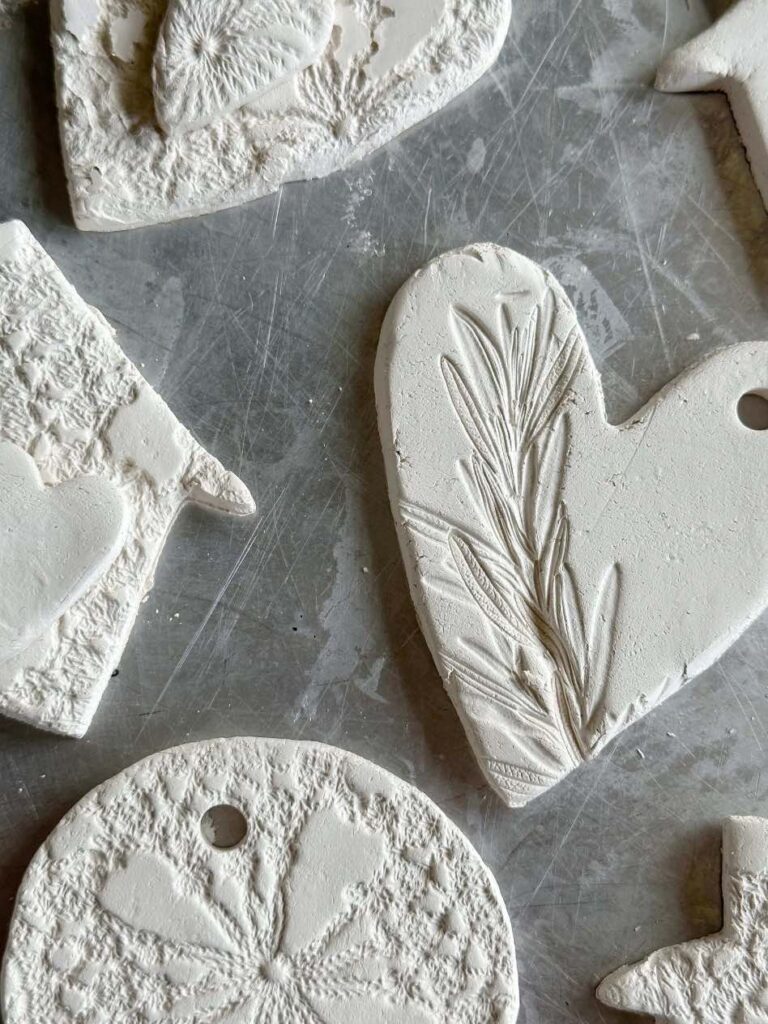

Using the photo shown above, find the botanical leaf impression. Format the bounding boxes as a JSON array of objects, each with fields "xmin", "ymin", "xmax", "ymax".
[
  {"xmin": 153, "ymin": 0, "xmax": 335, "ymax": 135},
  {"xmin": 0, "ymin": 221, "xmax": 255, "ymax": 737},
  {"xmin": 2, "ymin": 738, "xmax": 520, "ymax": 1024},
  {"xmin": 599, "ymin": 817, "xmax": 768, "ymax": 1024},
  {"xmin": 49, "ymin": 0, "xmax": 511, "ymax": 228},
  {"xmin": 376, "ymin": 243, "xmax": 768, "ymax": 808}
]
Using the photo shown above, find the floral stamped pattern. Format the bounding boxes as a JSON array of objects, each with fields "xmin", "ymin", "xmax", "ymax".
[
  {"xmin": 153, "ymin": 0, "xmax": 334, "ymax": 135},
  {"xmin": 1, "ymin": 738, "xmax": 519, "ymax": 1024}
]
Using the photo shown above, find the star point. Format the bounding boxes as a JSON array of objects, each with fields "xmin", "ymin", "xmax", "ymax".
[
  {"xmin": 597, "ymin": 817, "xmax": 768, "ymax": 1024},
  {"xmin": 656, "ymin": 0, "xmax": 768, "ymax": 211}
]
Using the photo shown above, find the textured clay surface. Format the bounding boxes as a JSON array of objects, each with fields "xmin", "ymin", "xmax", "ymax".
[
  {"xmin": 0, "ymin": 221, "xmax": 255, "ymax": 737},
  {"xmin": 51, "ymin": 0, "xmax": 512, "ymax": 229},
  {"xmin": 376, "ymin": 243, "xmax": 768, "ymax": 808},
  {"xmin": 1, "ymin": 736, "xmax": 519, "ymax": 1024},
  {"xmin": 152, "ymin": 0, "xmax": 335, "ymax": 135},
  {"xmin": 598, "ymin": 817, "xmax": 768, "ymax": 1024}
]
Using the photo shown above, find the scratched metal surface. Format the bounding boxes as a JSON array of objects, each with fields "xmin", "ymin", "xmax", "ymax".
[{"xmin": 0, "ymin": 0, "xmax": 767, "ymax": 1020}]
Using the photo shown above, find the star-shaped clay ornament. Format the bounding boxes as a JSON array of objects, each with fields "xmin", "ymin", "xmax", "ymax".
[
  {"xmin": 598, "ymin": 817, "xmax": 768, "ymax": 1024},
  {"xmin": 656, "ymin": 0, "xmax": 768, "ymax": 210}
]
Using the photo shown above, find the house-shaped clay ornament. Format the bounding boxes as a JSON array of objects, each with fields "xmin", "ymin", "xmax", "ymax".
[{"xmin": 0, "ymin": 221, "xmax": 255, "ymax": 737}]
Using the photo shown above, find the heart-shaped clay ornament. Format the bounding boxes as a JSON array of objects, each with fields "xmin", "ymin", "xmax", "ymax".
[
  {"xmin": 153, "ymin": 0, "xmax": 335, "ymax": 136},
  {"xmin": 375, "ymin": 244, "xmax": 768, "ymax": 808},
  {"xmin": 0, "ymin": 442, "xmax": 128, "ymax": 664},
  {"xmin": 50, "ymin": 0, "xmax": 511, "ymax": 229},
  {"xmin": 1, "ymin": 737, "xmax": 519, "ymax": 1024}
]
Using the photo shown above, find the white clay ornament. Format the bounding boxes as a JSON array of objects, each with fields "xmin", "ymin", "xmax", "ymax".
[
  {"xmin": 375, "ymin": 243, "xmax": 768, "ymax": 808},
  {"xmin": 0, "ymin": 221, "xmax": 255, "ymax": 737},
  {"xmin": 0, "ymin": 442, "xmax": 128, "ymax": 664},
  {"xmin": 598, "ymin": 817, "xmax": 768, "ymax": 1024},
  {"xmin": 50, "ymin": 0, "xmax": 512, "ymax": 230},
  {"xmin": 1, "ymin": 737, "xmax": 520, "ymax": 1024},
  {"xmin": 656, "ymin": 0, "xmax": 768, "ymax": 211}
]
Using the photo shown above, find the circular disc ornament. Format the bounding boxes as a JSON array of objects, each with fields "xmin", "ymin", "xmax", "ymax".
[{"xmin": 2, "ymin": 738, "xmax": 518, "ymax": 1023}]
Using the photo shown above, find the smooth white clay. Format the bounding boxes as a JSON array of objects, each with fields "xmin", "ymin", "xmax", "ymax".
[
  {"xmin": 375, "ymin": 243, "xmax": 768, "ymax": 808},
  {"xmin": 0, "ymin": 220, "xmax": 255, "ymax": 737},
  {"xmin": 598, "ymin": 817, "xmax": 768, "ymax": 1024},
  {"xmin": 50, "ymin": 0, "xmax": 511, "ymax": 230},
  {"xmin": 1, "ymin": 737, "xmax": 519, "ymax": 1024},
  {"xmin": 0, "ymin": 442, "xmax": 128, "ymax": 664},
  {"xmin": 656, "ymin": 0, "xmax": 768, "ymax": 210}
]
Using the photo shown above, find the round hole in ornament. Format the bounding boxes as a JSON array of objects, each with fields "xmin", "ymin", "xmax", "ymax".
[
  {"xmin": 737, "ymin": 391, "xmax": 768, "ymax": 431},
  {"xmin": 200, "ymin": 804, "xmax": 248, "ymax": 850}
]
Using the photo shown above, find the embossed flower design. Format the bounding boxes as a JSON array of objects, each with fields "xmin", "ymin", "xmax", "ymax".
[
  {"xmin": 152, "ymin": 0, "xmax": 333, "ymax": 134},
  {"xmin": 3, "ymin": 740, "xmax": 518, "ymax": 1023}
]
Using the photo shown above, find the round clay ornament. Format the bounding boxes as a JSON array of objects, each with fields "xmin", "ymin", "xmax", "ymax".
[{"xmin": 1, "ymin": 737, "xmax": 519, "ymax": 1023}]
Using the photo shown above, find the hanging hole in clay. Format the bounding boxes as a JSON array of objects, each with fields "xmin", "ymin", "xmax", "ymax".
[
  {"xmin": 737, "ymin": 392, "xmax": 768, "ymax": 431},
  {"xmin": 200, "ymin": 804, "xmax": 248, "ymax": 850}
]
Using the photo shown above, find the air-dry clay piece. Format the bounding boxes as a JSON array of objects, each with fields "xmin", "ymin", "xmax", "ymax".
[
  {"xmin": 50, "ymin": 0, "xmax": 512, "ymax": 230},
  {"xmin": 0, "ymin": 221, "xmax": 255, "ymax": 737},
  {"xmin": 598, "ymin": 817, "xmax": 768, "ymax": 1024},
  {"xmin": 656, "ymin": 0, "xmax": 768, "ymax": 211},
  {"xmin": 0, "ymin": 442, "xmax": 128, "ymax": 664},
  {"xmin": 1, "ymin": 737, "xmax": 519, "ymax": 1024},
  {"xmin": 375, "ymin": 244, "xmax": 768, "ymax": 808},
  {"xmin": 153, "ymin": 0, "xmax": 335, "ymax": 136}
]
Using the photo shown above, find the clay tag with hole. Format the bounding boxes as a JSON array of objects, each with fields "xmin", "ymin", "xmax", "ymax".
[
  {"xmin": 375, "ymin": 243, "xmax": 768, "ymax": 808},
  {"xmin": 1, "ymin": 737, "xmax": 519, "ymax": 1024}
]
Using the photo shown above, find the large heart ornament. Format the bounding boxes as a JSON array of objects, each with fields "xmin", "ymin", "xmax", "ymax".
[
  {"xmin": 50, "ymin": 0, "xmax": 511, "ymax": 230},
  {"xmin": 0, "ymin": 442, "xmax": 128, "ymax": 663},
  {"xmin": 153, "ymin": 0, "xmax": 335, "ymax": 135},
  {"xmin": 376, "ymin": 244, "xmax": 768, "ymax": 808}
]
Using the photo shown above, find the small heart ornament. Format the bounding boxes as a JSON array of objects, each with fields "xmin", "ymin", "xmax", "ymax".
[
  {"xmin": 0, "ymin": 442, "xmax": 128, "ymax": 664},
  {"xmin": 376, "ymin": 244, "xmax": 768, "ymax": 808}
]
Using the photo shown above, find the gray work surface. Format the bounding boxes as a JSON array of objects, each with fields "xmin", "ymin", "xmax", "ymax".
[{"xmin": 1, "ymin": 1, "xmax": 767, "ymax": 1020}]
